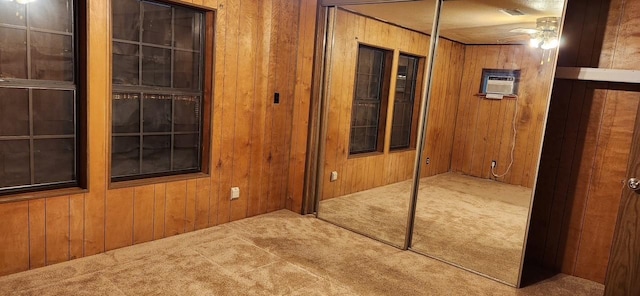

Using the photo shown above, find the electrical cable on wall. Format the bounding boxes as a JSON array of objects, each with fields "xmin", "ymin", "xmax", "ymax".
[{"xmin": 491, "ymin": 98, "xmax": 518, "ymax": 178}]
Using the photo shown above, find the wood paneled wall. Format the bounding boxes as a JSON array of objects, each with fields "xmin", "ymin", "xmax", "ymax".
[
  {"xmin": 450, "ymin": 45, "xmax": 556, "ymax": 188},
  {"xmin": 0, "ymin": 0, "xmax": 318, "ymax": 276},
  {"xmin": 321, "ymin": 9, "xmax": 432, "ymax": 200},
  {"xmin": 420, "ymin": 39, "xmax": 465, "ymax": 178},
  {"xmin": 526, "ymin": 0, "xmax": 640, "ymax": 284}
]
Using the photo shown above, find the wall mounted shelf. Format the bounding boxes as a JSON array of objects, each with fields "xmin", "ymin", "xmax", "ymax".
[{"xmin": 555, "ymin": 67, "xmax": 640, "ymax": 84}]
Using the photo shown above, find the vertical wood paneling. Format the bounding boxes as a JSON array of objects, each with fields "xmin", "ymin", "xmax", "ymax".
[
  {"xmin": 230, "ymin": 0, "xmax": 258, "ymax": 222},
  {"xmin": 84, "ymin": 0, "xmax": 108, "ymax": 258},
  {"xmin": 527, "ymin": 0, "xmax": 640, "ymax": 284},
  {"xmin": 195, "ymin": 178, "xmax": 211, "ymax": 230},
  {"xmin": 321, "ymin": 9, "xmax": 438, "ymax": 200},
  {"xmin": 185, "ymin": 179, "xmax": 197, "ymax": 232},
  {"xmin": 28, "ymin": 199, "xmax": 46, "ymax": 269},
  {"xmin": 165, "ymin": 181, "xmax": 187, "ymax": 237},
  {"xmin": 133, "ymin": 185, "xmax": 155, "ymax": 244},
  {"xmin": 0, "ymin": 202, "xmax": 29, "ymax": 276},
  {"xmin": 450, "ymin": 45, "xmax": 555, "ymax": 187},
  {"xmin": 105, "ymin": 189, "xmax": 134, "ymax": 251},
  {"xmin": 153, "ymin": 183, "xmax": 166, "ymax": 240},
  {"xmin": 0, "ymin": 0, "xmax": 315, "ymax": 277},
  {"xmin": 287, "ymin": 0, "xmax": 318, "ymax": 213},
  {"xmin": 69, "ymin": 194, "xmax": 84, "ymax": 260},
  {"xmin": 45, "ymin": 196, "xmax": 70, "ymax": 265}
]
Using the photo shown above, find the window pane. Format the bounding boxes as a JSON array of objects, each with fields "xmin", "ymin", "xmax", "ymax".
[
  {"xmin": 142, "ymin": 46, "xmax": 171, "ymax": 87},
  {"xmin": 31, "ymin": 32, "xmax": 74, "ymax": 81},
  {"xmin": 0, "ymin": 140, "xmax": 30, "ymax": 188},
  {"xmin": 142, "ymin": 135, "xmax": 171, "ymax": 174},
  {"xmin": 142, "ymin": 2, "xmax": 172, "ymax": 46},
  {"xmin": 174, "ymin": 51, "xmax": 199, "ymax": 89},
  {"xmin": 33, "ymin": 89, "xmax": 75, "ymax": 135},
  {"xmin": 34, "ymin": 138, "xmax": 74, "ymax": 184},
  {"xmin": 113, "ymin": 42, "xmax": 140, "ymax": 85},
  {"xmin": 390, "ymin": 55, "xmax": 419, "ymax": 150},
  {"xmin": 350, "ymin": 46, "xmax": 387, "ymax": 155},
  {"xmin": 112, "ymin": 136, "xmax": 140, "ymax": 177},
  {"xmin": 29, "ymin": 0, "xmax": 73, "ymax": 33},
  {"xmin": 0, "ymin": 88, "xmax": 29, "ymax": 136},
  {"xmin": 174, "ymin": 8, "xmax": 201, "ymax": 50},
  {"xmin": 0, "ymin": 27, "xmax": 28, "ymax": 79},
  {"xmin": 113, "ymin": 93, "xmax": 140, "ymax": 133},
  {"xmin": 143, "ymin": 94, "xmax": 172, "ymax": 132},
  {"xmin": 112, "ymin": 0, "xmax": 140, "ymax": 41},
  {"xmin": 173, "ymin": 134, "xmax": 198, "ymax": 170},
  {"xmin": 174, "ymin": 96, "xmax": 199, "ymax": 132},
  {"xmin": 0, "ymin": 2, "xmax": 26, "ymax": 26}
]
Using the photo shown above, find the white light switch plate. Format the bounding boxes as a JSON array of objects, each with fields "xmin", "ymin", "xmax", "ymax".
[{"xmin": 330, "ymin": 171, "xmax": 338, "ymax": 182}]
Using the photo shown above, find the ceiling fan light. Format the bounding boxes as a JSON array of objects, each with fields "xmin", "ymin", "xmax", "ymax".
[
  {"xmin": 529, "ymin": 37, "xmax": 540, "ymax": 48},
  {"xmin": 541, "ymin": 38, "xmax": 559, "ymax": 50}
]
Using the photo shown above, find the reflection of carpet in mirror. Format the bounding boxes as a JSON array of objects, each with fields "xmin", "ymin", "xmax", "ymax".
[{"xmin": 318, "ymin": 172, "xmax": 532, "ymax": 285}]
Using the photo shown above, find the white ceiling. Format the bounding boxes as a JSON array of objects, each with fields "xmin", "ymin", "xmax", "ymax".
[{"xmin": 340, "ymin": 0, "xmax": 565, "ymax": 44}]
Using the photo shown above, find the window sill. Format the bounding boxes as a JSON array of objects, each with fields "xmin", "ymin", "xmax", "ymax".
[
  {"xmin": 389, "ymin": 147, "xmax": 416, "ymax": 154},
  {"xmin": 474, "ymin": 93, "xmax": 518, "ymax": 100},
  {"xmin": 0, "ymin": 187, "xmax": 88, "ymax": 204},
  {"xmin": 348, "ymin": 151, "xmax": 384, "ymax": 159},
  {"xmin": 109, "ymin": 172, "xmax": 210, "ymax": 190}
]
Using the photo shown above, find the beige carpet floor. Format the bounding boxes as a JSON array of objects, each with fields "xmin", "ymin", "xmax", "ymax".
[
  {"xmin": 319, "ymin": 172, "xmax": 532, "ymax": 285},
  {"xmin": 0, "ymin": 210, "xmax": 603, "ymax": 295}
]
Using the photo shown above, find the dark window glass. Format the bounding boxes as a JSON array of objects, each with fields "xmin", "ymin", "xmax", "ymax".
[
  {"xmin": 0, "ymin": 88, "xmax": 29, "ymax": 136},
  {"xmin": 33, "ymin": 89, "xmax": 75, "ymax": 135},
  {"xmin": 113, "ymin": 42, "xmax": 140, "ymax": 85},
  {"xmin": 350, "ymin": 45, "xmax": 388, "ymax": 155},
  {"xmin": 390, "ymin": 54, "xmax": 420, "ymax": 150},
  {"xmin": 112, "ymin": 0, "xmax": 140, "ymax": 41},
  {"xmin": 0, "ymin": 1, "xmax": 78, "ymax": 195},
  {"xmin": 0, "ymin": 27, "xmax": 28, "ymax": 79},
  {"xmin": 111, "ymin": 0, "xmax": 204, "ymax": 181},
  {"xmin": 112, "ymin": 93, "xmax": 141, "ymax": 133},
  {"xmin": 112, "ymin": 136, "xmax": 141, "ymax": 177},
  {"xmin": 34, "ymin": 138, "xmax": 75, "ymax": 184}
]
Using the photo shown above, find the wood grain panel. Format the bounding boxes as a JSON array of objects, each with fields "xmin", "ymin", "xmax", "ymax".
[
  {"xmin": 573, "ymin": 92, "xmax": 638, "ymax": 282},
  {"xmin": 526, "ymin": 0, "xmax": 640, "ymax": 284},
  {"xmin": 450, "ymin": 45, "xmax": 555, "ymax": 187},
  {"xmin": 195, "ymin": 178, "xmax": 211, "ymax": 230},
  {"xmin": 28, "ymin": 199, "xmax": 46, "ymax": 269},
  {"xmin": 321, "ymin": 9, "xmax": 435, "ymax": 200},
  {"xmin": 133, "ymin": 185, "xmax": 155, "ymax": 244},
  {"xmin": 69, "ymin": 194, "xmax": 84, "ymax": 260},
  {"xmin": 0, "ymin": 0, "xmax": 316, "ymax": 276},
  {"xmin": 186, "ymin": 179, "xmax": 197, "ymax": 232},
  {"xmin": 153, "ymin": 183, "xmax": 166, "ymax": 240},
  {"xmin": 165, "ymin": 181, "xmax": 187, "ymax": 236},
  {"xmin": 105, "ymin": 188, "xmax": 134, "ymax": 251},
  {"xmin": 605, "ymin": 99, "xmax": 640, "ymax": 296},
  {"xmin": 45, "ymin": 196, "xmax": 70, "ymax": 265},
  {"xmin": 0, "ymin": 202, "xmax": 29, "ymax": 276}
]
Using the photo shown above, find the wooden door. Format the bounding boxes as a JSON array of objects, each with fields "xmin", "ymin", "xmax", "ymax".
[{"xmin": 605, "ymin": 102, "xmax": 640, "ymax": 295}]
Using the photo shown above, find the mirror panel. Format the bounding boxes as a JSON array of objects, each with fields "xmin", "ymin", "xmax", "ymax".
[
  {"xmin": 316, "ymin": 3, "xmax": 437, "ymax": 247},
  {"xmin": 411, "ymin": 0, "xmax": 566, "ymax": 286}
]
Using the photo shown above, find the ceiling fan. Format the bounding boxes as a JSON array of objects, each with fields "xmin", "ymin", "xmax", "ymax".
[{"xmin": 500, "ymin": 17, "xmax": 561, "ymax": 49}]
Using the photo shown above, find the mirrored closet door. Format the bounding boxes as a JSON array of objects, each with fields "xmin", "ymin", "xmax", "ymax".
[
  {"xmin": 315, "ymin": 1, "xmax": 438, "ymax": 248},
  {"xmin": 411, "ymin": 0, "xmax": 567, "ymax": 287},
  {"xmin": 314, "ymin": 0, "xmax": 567, "ymax": 288}
]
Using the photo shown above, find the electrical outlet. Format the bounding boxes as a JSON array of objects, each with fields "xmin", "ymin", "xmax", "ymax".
[
  {"xmin": 330, "ymin": 171, "xmax": 338, "ymax": 182},
  {"xmin": 426, "ymin": 157, "xmax": 431, "ymax": 165},
  {"xmin": 230, "ymin": 187, "xmax": 240, "ymax": 200},
  {"xmin": 491, "ymin": 160, "xmax": 497, "ymax": 168}
]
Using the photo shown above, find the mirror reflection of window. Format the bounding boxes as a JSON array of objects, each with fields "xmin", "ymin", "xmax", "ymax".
[
  {"xmin": 349, "ymin": 45, "xmax": 391, "ymax": 155},
  {"xmin": 390, "ymin": 54, "xmax": 420, "ymax": 150}
]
